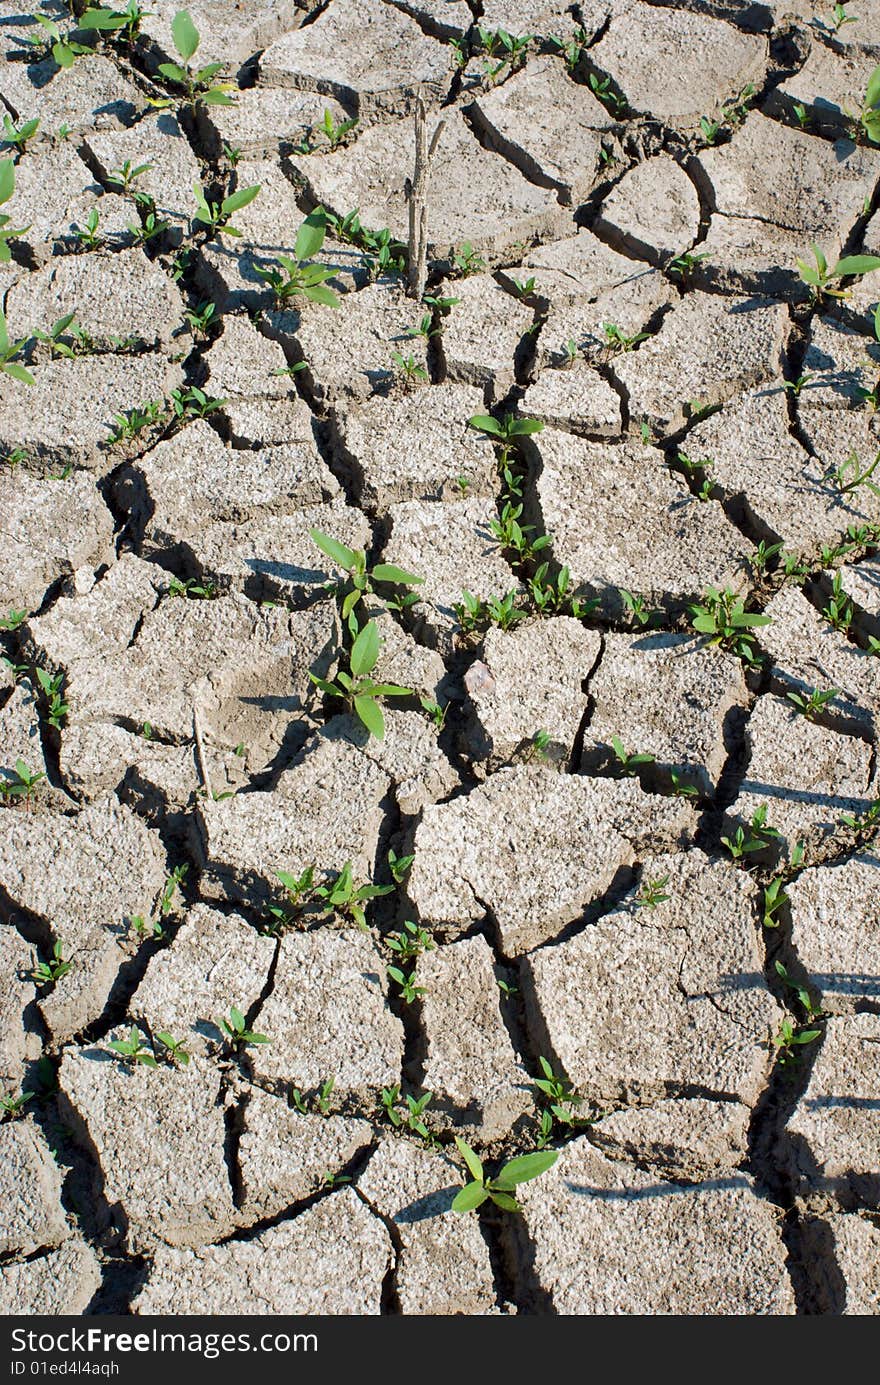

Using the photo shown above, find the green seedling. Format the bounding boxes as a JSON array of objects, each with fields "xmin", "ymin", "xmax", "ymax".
[
  {"xmin": 313, "ymin": 859, "xmax": 393, "ymax": 929},
  {"xmin": 822, "ymin": 572, "xmax": 854, "ymax": 632},
  {"xmin": 610, "ymin": 735, "xmax": 655, "ymax": 775},
  {"xmin": 264, "ymin": 865, "xmax": 315, "ymax": 930},
  {"xmin": 0, "ymin": 1090, "xmax": 33, "ymax": 1120},
  {"xmin": 221, "ymin": 142, "xmax": 241, "ymax": 167},
  {"xmin": 1, "ymin": 116, "xmax": 40, "ymax": 151},
  {"xmin": 452, "ymin": 241, "xmax": 486, "ymax": 276},
  {"xmin": 722, "ymin": 805, "xmax": 781, "ymax": 860},
  {"xmin": 452, "ymin": 1137, "xmax": 558, "ymax": 1213},
  {"xmin": 290, "ymin": 1078, "xmax": 334, "ymax": 1114},
  {"xmin": 155, "ymin": 9, "xmax": 236, "ymax": 106},
  {"xmin": 106, "ymin": 159, "xmax": 153, "ymax": 196},
  {"xmin": 35, "ymin": 668, "xmax": 69, "ymax": 728},
  {"xmin": 525, "ymin": 729, "xmax": 552, "ymax": 763},
  {"xmin": 309, "ymin": 529, "xmax": 423, "ymax": 630},
  {"xmin": 467, "ymin": 413, "xmax": 544, "ymax": 470},
  {"xmin": 107, "ymin": 1027, "xmax": 157, "ymax": 1067},
  {"xmin": 587, "ymin": 71, "xmax": 627, "ymax": 118},
  {"xmin": 0, "ymin": 310, "xmax": 34, "ymax": 385},
  {"xmin": 600, "ymin": 321, "xmax": 649, "ymax": 354},
  {"xmin": 775, "ymin": 961, "xmax": 822, "ymax": 1022},
  {"xmin": 391, "ymin": 350, "xmax": 428, "ymax": 387},
  {"xmin": 167, "ymin": 576, "xmax": 217, "ymax": 599},
  {"xmin": 419, "ymin": 695, "xmax": 448, "ymax": 730},
  {"xmin": 31, "ymin": 313, "xmax": 80, "ymax": 360},
  {"xmin": 747, "ymin": 540, "xmax": 783, "ymax": 575},
  {"xmin": 169, "ymin": 385, "xmax": 225, "ymax": 420},
  {"xmin": 699, "ymin": 114, "xmax": 721, "ymax": 144},
  {"xmin": 0, "ymin": 609, "xmax": 25, "ymax": 629},
  {"xmin": 155, "ymin": 1031, "xmax": 190, "ymax": 1066},
  {"xmin": 159, "ymin": 862, "xmax": 188, "ymax": 917},
  {"xmin": 1, "ymin": 447, "xmax": 27, "ymax": 470},
  {"xmin": 762, "ymin": 875, "xmax": 788, "ymax": 928},
  {"xmin": 510, "ymin": 276, "xmax": 537, "ymax": 301},
  {"xmin": 31, "ymin": 942, "xmax": 72, "ymax": 987},
  {"xmin": 310, "ymin": 619, "xmax": 412, "ymax": 741},
  {"xmin": 829, "ymin": 2, "xmax": 858, "ymax": 29},
  {"xmin": 860, "ymin": 64, "xmax": 880, "ymax": 143},
  {"xmin": 405, "ymin": 313, "xmax": 436, "ymax": 341},
  {"xmin": 635, "ymin": 875, "xmax": 671, "ymax": 909},
  {"xmin": 619, "ymin": 589, "xmax": 657, "ymax": 627},
  {"xmin": 532, "ymin": 1057, "xmax": 584, "ymax": 1146},
  {"xmin": 379, "ymin": 1085, "xmax": 434, "ymax": 1140},
  {"xmin": 786, "ymin": 686, "xmax": 840, "ymax": 720},
  {"xmin": 0, "ymin": 760, "xmax": 45, "ymax": 809},
  {"xmin": 71, "ymin": 208, "xmax": 101, "ymax": 250},
  {"xmin": 792, "ymin": 101, "xmax": 810, "ymax": 130},
  {"xmin": 667, "ymin": 249, "xmax": 711, "ymax": 281},
  {"xmin": 772, "ymin": 1015, "xmax": 821, "ymax": 1065},
  {"xmin": 106, "ymin": 400, "xmax": 164, "ymax": 443},
  {"xmin": 219, "ymin": 1005, "xmax": 269, "ymax": 1048},
  {"xmin": 317, "ymin": 108, "xmax": 358, "ymax": 149},
  {"xmin": 690, "ymin": 586, "xmax": 771, "ymax": 663},
  {"xmin": 28, "ymin": 15, "xmax": 90, "ymax": 68},
  {"xmin": 454, "ymin": 589, "xmax": 525, "ymax": 634},
  {"xmin": 386, "ymin": 919, "xmax": 433, "ymax": 961},
  {"xmin": 387, "ymin": 964, "xmax": 424, "ymax": 1004},
  {"xmin": 561, "ymin": 337, "xmax": 579, "ymax": 367},
  {"xmin": 527, "ymin": 563, "xmax": 592, "ymax": 618},
  {"xmin": 796, "ymin": 244, "xmax": 880, "ymax": 300},
  {"xmin": 783, "ymin": 371, "xmax": 814, "ymax": 397},
  {"xmin": 497, "ymin": 977, "xmax": 518, "ymax": 998},
  {"xmin": 192, "ymin": 182, "xmax": 260, "ymax": 237},
  {"xmin": 839, "ymin": 797, "xmax": 880, "ymax": 831},
  {"xmin": 254, "ymin": 209, "xmax": 340, "ymax": 307},
  {"xmin": 548, "ymin": 26, "xmax": 590, "ymax": 72},
  {"xmin": 670, "ymin": 769, "xmax": 699, "ymax": 798},
  {"xmin": 477, "ymin": 27, "xmax": 532, "ymax": 80},
  {"xmin": 79, "ymin": 2, "xmax": 148, "ymax": 45},
  {"xmin": 830, "ymin": 447, "xmax": 880, "ymax": 497},
  {"xmin": 489, "ymin": 499, "xmax": 551, "ymax": 564},
  {"xmin": 182, "ymin": 300, "xmax": 219, "ymax": 336},
  {"xmin": 387, "ymin": 848, "xmax": 414, "ymax": 885}
]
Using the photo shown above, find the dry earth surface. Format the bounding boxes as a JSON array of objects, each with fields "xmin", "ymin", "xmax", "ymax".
[{"xmin": 1, "ymin": 0, "xmax": 880, "ymax": 1317}]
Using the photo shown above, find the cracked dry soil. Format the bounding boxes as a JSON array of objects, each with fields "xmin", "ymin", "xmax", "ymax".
[{"xmin": 1, "ymin": 0, "xmax": 880, "ymax": 1317}]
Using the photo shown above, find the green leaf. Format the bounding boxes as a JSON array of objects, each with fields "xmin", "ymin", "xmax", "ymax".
[
  {"xmin": 0, "ymin": 159, "xmax": 14, "ymax": 206},
  {"xmin": 454, "ymin": 1136, "xmax": 484, "ymax": 1183},
  {"xmin": 831, "ymin": 254, "xmax": 880, "ymax": 278},
  {"xmin": 171, "ymin": 7, "xmax": 200, "ymax": 61},
  {"xmin": 294, "ymin": 209, "xmax": 328, "ymax": 262},
  {"xmin": 371, "ymin": 563, "xmax": 424, "ymax": 586},
  {"xmin": 468, "ymin": 414, "xmax": 502, "ymax": 436},
  {"xmin": 354, "ymin": 694, "xmax": 384, "ymax": 740},
  {"xmin": 493, "ymin": 1149, "xmax": 559, "ymax": 1189},
  {"xmin": 691, "ymin": 612, "xmax": 718, "ymax": 634},
  {"xmin": 303, "ymin": 283, "xmax": 340, "ymax": 307},
  {"xmin": 451, "ymin": 1181, "xmax": 489, "ymax": 1212},
  {"xmin": 488, "ymin": 1190, "xmax": 521, "ymax": 1212},
  {"xmin": 865, "ymin": 64, "xmax": 880, "ymax": 110},
  {"xmin": 201, "ymin": 87, "xmax": 235, "ymax": 105},
  {"xmin": 509, "ymin": 417, "xmax": 544, "ymax": 435},
  {"xmin": 221, "ymin": 184, "xmax": 261, "ymax": 216},
  {"xmin": 350, "ymin": 619, "xmax": 380, "ymax": 677},
  {"xmin": 53, "ymin": 41, "xmax": 75, "ymax": 68},
  {"xmin": 157, "ymin": 61, "xmax": 188, "ymax": 83},
  {"xmin": 341, "ymin": 588, "xmax": 360, "ymax": 620},
  {"xmin": 309, "ymin": 528, "xmax": 356, "ymax": 571},
  {"xmin": 2, "ymin": 362, "xmax": 35, "ymax": 385},
  {"xmin": 79, "ymin": 9, "xmax": 126, "ymax": 31},
  {"xmin": 229, "ymin": 1005, "xmax": 244, "ymax": 1031}
]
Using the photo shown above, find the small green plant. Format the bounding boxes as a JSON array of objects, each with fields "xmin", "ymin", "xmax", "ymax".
[
  {"xmin": 254, "ymin": 209, "xmax": 340, "ymax": 307},
  {"xmin": 610, "ymin": 735, "xmax": 655, "ymax": 776},
  {"xmin": 477, "ymin": 27, "xmax": 532, "ymax": 80},
  {"xmin": 316, "ymin": 108, "xmax": 358, "ymax": 149},
  {"xmin": 27, "ymin": 15, "xmax": 90, "ymax": 68},
  {"xmin": 169, "ymin": 386, "xmax": 226, "ymax": 422},
  {"xmin": 746, "ymin": 540, "xmax": 784, "ymax": 575},
  {"xmin": 420, "ymin": 695, "xmax": 448, "ymax": 729},
  {"xmin": 452, "ymin": 1137, "xmax": 558, "ymax": 1212},
  {"xmin": 796, "ymin": 244, "xmax": 880, "ymax": 300},
  {"xmin": 0, "ymin": 448, "xmax": 27, "ymax": 470},
  {"xmin": 829, "ymin": 2, "xmax": 858, "ymax": 29},
  {"xmin": 699, "ymin": 114, "xmax": 721, "ymax": 144},
  {"xmin": 762, "ymin": 874, "xmax": 789, "ymax": 928},
  {"xmin": 387, "ymin": 963, "xmax": 424, "ymax": 1004},
  {"xmin": 106, "ymin": 400, "xmax": 164, "ymax": 444},
  {"xmin": 309, "ymin": 529, "xmax": 423, "ymax": 630},
  {"xmin": 0, "ymin": 608, "xmax": 25, "ymax": 630},
  {"xmin": 772, "ymin": 1015, "xmax": 821, "ymax": 1066},
  {"xmin": 468, "ymin": 413, "xmax": 544, "ymax": 470},
  {"xmin": 80, "ymin": 3, "xmax": 149, "ymax": 46},
  {"xmin": 155, "ymin": 1031, "xmax": 191, "ymax": 1066},
  {"xmin": 548, "ymin": 26, "xmax": 590, "ymax": 72},
  {"xmin": 219, "ymin": 1005, "xmax": 269, "ymax": 1048},
  {"xmin": 635, "ymin": 875, "xmax": 671, "ymax": 909},
  {"xmin": 31, "ymin": 313, "xmax": 80, "ymax": 360},
  {"xmin": 670, "ymin": 769, "xmax": 699, "ymax": 798},
  {"xmin": 313, "ymin": 859, "xmax": 393, "ymax": 929},
  {"xmin": 155, "ymin": 9, "xmax": 237, "ymax": 106},
  {"xmin": 721, "ymin": 805, "xmax": 781, "ymax": 860},
  {"xmin": 821, "ymin": 572, "xmax": 854, "ymax": 633},
  {"xmin": 588, "ymin": 71, "xmax": 627, "ymax": 118},
  {"xmin": 264, "ymin": 866, "xmax": 315, "ymax": 931},
  {"xmin": 0, "ymin": 311, "xmax": 35, "ymax": 386},
  {"xmin": 489, "ymin": 499, "xmax": 551, "ymax": 564},
  {"xmin": 391, "ymin": 350, "xmax": 428, "ymax": 387},
  {"xmin": 1, "ymin": 116, "xmax": 40, "ymax": 151},
  {"xmin": 839, "ymin": 797, "xmax": 880, "ymax": 832},
  {"xmin": 667, "ymin": 249, "xmax": 711, "ymax": 282},
  {"xmin": 71, "ymin": 208, "xmax": 101, "ymax": 250},
  {"xmin": 107, "ymin": 1027, "xmax": 157, "ymax": 1067},
  {"xmin": 690, "ymin": 587, "xmax": 771, "ymax": 663},
  {"xmin": 600, "ymin": 321, "xmax": 649, "ymax": 354},
  {"xmin": 775, "ymin": 960, "xmax": 822, "ymax": 1022},
  {"xmin": 0, "ymin": 760, "xmax": 45, "ymax": 809},
  {"xmin": 524, "ymin": 729, "xmax": 552, "ymax": 763},
  {"xmin": 527, "ymin": 563, "xmax": 592, "ymax": 618},
  {"xmin": 0, "ymin": 1090, "xmax": 33, "ymax": 1120},
  {"xmin": 31, "ymin": 942, "xmax": 72, "ymax": 987},
  {"xmin": 859, "ymin": 65, "xmax": 880, "ymax": 143},
  {"xmin": 532, "ymin": 1056, "xmax": 584, "ymax": 1147},
  {"xmin": 829, "ymin": 447, "xmax": 880, "ymax": 498},
  {"xmin": 192, "ymin": 182, "xmax": 260, "ymax": 237},
  {"xmin": 386, "ymin": 919, "xmax": 433, "ymax": 961},
  {"xmin": 786, "ymin": 686, "xmax": 840, "ymax": 720},
  {"xmin": 310, "ymin": 619, "xmax": 411, "ymax": 741},
  {"xmin": 379, "ymin": 1085, "xmax": 433, "ymax": 1140},
  {"xmin": 106, "ymin": 159, "xmax": 153, "ymax": 197},
  {"xmin": 452, "ymin": 241, "xmax": 486, "ymax": 276},
  {"xmin": 167, "ymin": 575, "xmax": 217, "ymax": 599},
  {"xmin": 387, "ymin": 849, "xmax": 414, "ymax": 885},
  {"xmin": 182, "ymin": 300, "xmax": 219, "ymax": 337},
  {"xmin": 619, "ymin": 589, "xmax": 657, "ymax": 628},
  {"xmin": 159, "ymin": 862, "xmax": 188, "ymax": 917},
  {"xmin": 35, "ymin": 668, "xmax": 69, "ymax": 729}
]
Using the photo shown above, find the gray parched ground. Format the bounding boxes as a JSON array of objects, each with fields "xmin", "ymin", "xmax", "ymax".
[{"xmin": 2, "ymin": 0, "xmax": 880, "ymax": 1318}]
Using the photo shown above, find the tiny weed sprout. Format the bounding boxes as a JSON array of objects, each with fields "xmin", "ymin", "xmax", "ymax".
[
  {"xmin": 699, "ymin": 114, "xmax": 721, "ymax": 144},
  {"xmin": 107, "ymin": 1027, "xmax": 157, "ymax": 1067},
  {"xmin": 32, "ymin": 313, "xmax": 81, "ymax": 360},
  {"xmin": 467, "ymin": 413, "xmax": 544, "ymax": 471},
  {"xmin": 786, "ymin": 686, "xmax": 840, "ymax": 720},
  {"xmin": 167, "ymin": 576, "xmax": 217, "ymax": 599},
  {"xmin": 313, "ymin": 859, "xmax": 393, "ymax": 929},
  {"xmin": 0, "ymin": 311, "xmax": 35, "ymax": 386},
  {"xmin": 454, "ymin": 589, "xmax": 524, "ymax": 634},
  {"xmin": 264, "ymin": 866, "xmax": 315, "ymax": 930},
  {"xmin": 106, "ymin": 160, "xmax": 153, "ymax": 196},
  {"xmin": 29, "ymin": 15, "xmax": 90, "ymax": 68},
  {"xmin": 387, "ymin": 848, "xmax": 414, "ymax": 884},
  {"xmin": 386, "ymin": 919, "xmax": 433, "ymax": 960},
  {"xmin": 35, "ymin": 668, "xmax": 69, "ymax": 728},
  {"xmin": 775, "ymin": 961, "xmax": 822, "ymax": 1021},
  {"xmin": 1, "ymin": 116, "xmax": 40, "ymax": 151},
  {"xmin": 762, "ymin": 875, "xmax": 788, "ymax": 928},
  {"xmin": 170, "ymin": 386, "xmax": 226, "ymax": 421},
  {"xmin": 747, "ymin": 539, "xmax": 783, "ymax": 574},
  {"xmin": 773, "ymin": 1016, "xmax": 821, "ymax": 1066},
  {"xmin": 255, "ymin": 209, "xmax": 340, "ymax": 307},
  {"xmin": 391, "ymin": 350, "xmax": 428, "ymax": 387},
  {"xmin": 829, "ymin": 2, "xmax": 857, "ymax": 30},
  {"xmin": 533, "ymin": 1057, "xmax": 584, "ymax": 1146},
  {"xmin": 510, "ymin": 276, "xmax": 537, "ymax": 301},
  {"xmin": 690, "ymin": 586, "xmax": 771, "ymax": 664},
  {"xmin": 792, "ymin": 101, "xmax": 810, "ymax": 130},
  {"xmin": 477, "ymin": 28, "xmax": 532, "ymax": 80},
  {"xmin": 528, "ymin": 563, "xmax": 593, "ymax": 618},
  {"xmin": 159, "ymin": 862, "xmax": 188, "ymax": 917},
  {"xmin": 588, "ymin": 72, "xmax": 627, "ymax": 118},
  {"xmin": 309, "ymin": 528, "xmax": 423, "ymax": 629},
  {"xmin": 452, "ymin": 241, "xmax": 486, "ymax": 276},
  {"xmin": 548, "ymin": 26, "xmax": 590, "ymax": 72},
  {"xmin": 839, "ymin": 796, "xmax": 880, "ymax": 832},
  {"xmin": 155, "ymin": 9, "xmax": 236, "ymax": 106},
  {"xmin": 822, "ymin": 572, "xmax": 854, "ymax": 632},
  {"xmin": 452, "ymin": 1137, "xmax": 558, "ymax": 1213},
  {"xmin": 667, "ymin": 249, "xmax": 711, "ymax": 282},
  {"xmin": 860, "ymin": 64, "xmax": 880, "ymax": 144},
  {"xmin": 79, "ymin": 3, "xmax": 148, "ymax": 47},
  {"xmin": 107, "ymin": 400, "xmax": 164, "ymax": 444},
  {"xmin": 830, "ymin": 447, "xmax": 880, "ymax": 497},
  {"xmin": 0, "ymin": 761, "xmax": 45, "ymax": 809},
  {"xmin": 219, "ymin": 1005, "xmax": 269, "ymax": 1048},
  {"xmin": 796, "ymin": 244, "xmax": 880, "ymax": 300},
  {"xmin": 31, "ymin": 941, "xmax": 72, "ymax": 987},
  {"xmin": 318, "ymin": 108, "xmax": 358, "ymax": 149},
  {"xmin": 380, "ymin": 1085, "xmax": 434, "ymax": 1140},
  {"xmin": 497, "ymin": 977, "xmax": 518, "ymax": 998},
  {"xmin": 183, "ymin": 300, "xmax": 219, "ymax": 336},
  {"xmin": 600, "ymin": 322, "xmax": 650, "ymax": 354},
  {"xmin": 635, "ymin": 875, "xmax": 671, "ymax": 909},
  {"xmin": 0, "ymin": 1090, "xmax": 33, "ymax": 1120},
  {"xmin": 72, "ymin": 208, "xmax": 101, "ymax": 250},
  {"xmin": 619, "ymin": 589, "xmax": 657, "ymax": 628},
  {"xmin": 0, "ymin": 609, "xmax": 26, "ymax": 630},
  {"xmin": 610, "ymin": 735, "xmax": 655, "ymax": 775},
  {"xmin": 387, "ymin": 964, "xmax": 424, "ymax": 1004},
  {"xmin": 310, "ymin": 618, "xmax": 412, "ymax": 741},
  {"xmin": 192, "ymin": 182, "xmax": 260, "ymax": 238},
  {"xmin": 525, "ymin": 728, "xmax": 552, "ymax": 763},
  {"xmin": 490, "ymin": 499, "xmax": 551, "ymax": 564},
  {"xmin": 406, "ymin": 313, "xmax": 435, "ymax": 341},
  {"xmin": 721, "ymin": 805, "xmax": 781, "ymax": 860},
  {"xmin": 155, "ymin": 1031, "xmax": 191, "ymax": 1066},
  {"xmin": 670, "ymin": 769, "xmax": 699, "ymax": 798},
  {"xmin": 420, "ymin": 695, "xmax": 448, "ymax": 729}
]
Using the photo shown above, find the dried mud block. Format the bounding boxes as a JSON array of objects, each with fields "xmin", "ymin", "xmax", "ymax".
[
  {"xmin": 594, "ymin": 156, "xmax": 701, "ymax": 265},
  {"xmin": 788, "ymin": 852, "xmax": 880, "ymax": 1013},
  {"xmin": 0, "ymin": 927, "xmax": 41, "ymax": 1089},
  {"xmin": 0, "ymin": 1240, "xmax": 101, "ymax": 1316},
  {"xmin": 591, "ymin": 1097, "xmax": 751, "ymax": 1181},
  {"xmin": 823, "ymin": 1214, "xmax": 880, "ymax": 1314},
  {"xmin": 0, "ymin": 470, "xmax": 113, "ymax": 615},
  {"xmin": 6, "ymin": 144, "xmax": 129, "ymax": 262},
  {"xmin": 521, "ymin": 361, "xmax": 622, "ymax": 435},
  {"xmin": 0, "ymin": 54, "xmax": 142, "ymax": 135},
  {"xmin": 312, "ymin": 711, "xmax": 458, "ymax": 817},
  {"xmin": 0, "ymin": 1120, "xmax": 69, "ymax": 1257},
  {"xmin": 82, "ymin": 115, "xmax": 203, "ymax": 243},
  {"xmin": 438, "ymin": 275, "xmax": 534, "ymax": 393}
]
